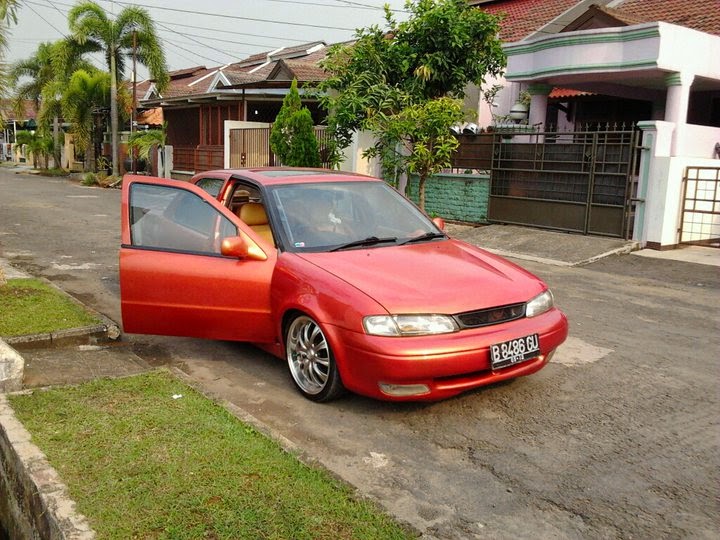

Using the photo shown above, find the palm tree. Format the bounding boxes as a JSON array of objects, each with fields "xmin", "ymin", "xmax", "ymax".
[
  {"xmin": 0, "ymin": 0, "xmax": 19, "ymax": 128},
  {"xmin": 61, "ymin": 69, "xmax": 110, "ymax": 171},
  {"xmin": 68, "ymin": 1, "xmax": 168, "ymax": 177},
  {"xmin": 9, "ymin": 42, "xmax": 59, "ymax": 162},
  {"xmin": 128, "ymin": 121, "xmax": 167, "ymax": 175},
  {"xmin": 15, "ymin": 129, "xmax": 53, "ymax": 169}
]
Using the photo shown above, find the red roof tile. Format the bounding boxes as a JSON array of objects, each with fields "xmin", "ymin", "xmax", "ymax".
[
  {"xmin": 0, "ymin": 99, "xmax": 37, "ymax": 121},
  {"xmin": 615, "ymin": 0, "xmax": 720, "ymax": 36},
  {"xmin": 471, "ymin": 0, "xmax": 579, "ymax": 42},
  {"xmin": 549, "ymin": 88, "xmax": 593, "ymax": 99},
  {"xmin": 136, "ymin": 107, "xmax": 163, "ymax": 126}
]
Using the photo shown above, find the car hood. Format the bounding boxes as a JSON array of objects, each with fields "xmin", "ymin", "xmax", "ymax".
[{"xmin": 295, "ymin": 239, "xmax": 547, "ymax": 314}]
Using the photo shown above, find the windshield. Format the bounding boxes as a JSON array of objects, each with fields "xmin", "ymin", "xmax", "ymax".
[{"xmin": 268, "ymin": 181, "xmax": 442, "ymax": 252}]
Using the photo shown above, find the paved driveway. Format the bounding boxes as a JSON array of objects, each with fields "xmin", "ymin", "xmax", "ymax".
[{"xmin": 1, "ymin": 169, "xmax": 718, "ymax": 539}]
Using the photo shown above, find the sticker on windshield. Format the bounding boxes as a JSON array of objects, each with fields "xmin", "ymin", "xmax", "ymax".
[{"xmin": 294, "ymin": 242, "xmax": 306, "ymax": 248}]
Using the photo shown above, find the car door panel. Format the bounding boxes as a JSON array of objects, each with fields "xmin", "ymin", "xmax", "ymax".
[{"xmin": 120, "ymin": 175, "xmax": 276, "ymax": 343}]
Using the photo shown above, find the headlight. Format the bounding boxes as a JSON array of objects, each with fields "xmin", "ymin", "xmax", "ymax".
[
  {"xmin": 526, "ymin": 290, "xmax": 554, "ymax": 318},
  {"xmin": 363, "ymin": 315, "xmax": 459, "ymax": 336}
]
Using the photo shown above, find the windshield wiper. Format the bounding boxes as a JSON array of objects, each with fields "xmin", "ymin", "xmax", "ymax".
[
  {"xmin": 329, "ymin": 236, "xmax": 398, "ymax": 252},
  {"xmin": 399, "ymin": 231, "xmax": 447, "ymax": 245}
]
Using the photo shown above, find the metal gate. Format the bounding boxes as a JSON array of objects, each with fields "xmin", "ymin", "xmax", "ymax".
[
  {"xmin": 679, "ymin": 166, "xmax": 720, "ymax": 247},
  {"xmin": 229, "ymin": 128, "xmax": 274, "ymax": 168},
  {"xmin": 487, "ymin": 127, "xmax": 641, "ymax": 238},
  {"xmin": 228, "ymin": 126, "xmax": 332, "ymax": 168}
]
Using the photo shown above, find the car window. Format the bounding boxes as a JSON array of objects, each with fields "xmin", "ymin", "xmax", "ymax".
[
  {"xmin": 195, "ymin": 177, "xmax": 225, "ymax": 198},
  {"xmin": 270, "ymin": 181, "xmax": 436, "ymax": 251},
  {"xmin": 129, "ymin": 183, "xmax": 237, "ymax": 255}
]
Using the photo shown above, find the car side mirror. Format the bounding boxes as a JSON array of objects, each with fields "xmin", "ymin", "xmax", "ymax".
[
  {"xmin": 432, "ymin": 217, "xmax": 446, "ymax": 231},
  {"xmin": 221, "ymin": 236, "xmax": 267, "ymax": 261}
]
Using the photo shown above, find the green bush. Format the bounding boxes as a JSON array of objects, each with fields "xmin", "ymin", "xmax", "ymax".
[
  {"xmin": 81, "ymin": 172, "xmax": 98, "ymax": 185},
  {"xmin": 270, "ymin": 78, "xmax": 321, "ymax": 167}
]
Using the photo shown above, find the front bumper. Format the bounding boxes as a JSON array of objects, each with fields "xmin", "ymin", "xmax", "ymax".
[{"xmin": 325, "ymin": 308, "xmax": 568, "ymax": 401}]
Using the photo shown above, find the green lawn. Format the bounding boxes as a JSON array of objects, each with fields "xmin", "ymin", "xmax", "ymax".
[
  {"xmin": 0, "ymin": 278, "xmax": 100, "ymax": 336},
  {"xmin": 9, "ymin": 371, "xmax": 414, "ymax": 540}
]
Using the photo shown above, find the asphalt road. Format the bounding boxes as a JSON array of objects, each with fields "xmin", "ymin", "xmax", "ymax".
[{"xmin": 1, "ymin": 168, "xmax": 718, "ymax": 539}]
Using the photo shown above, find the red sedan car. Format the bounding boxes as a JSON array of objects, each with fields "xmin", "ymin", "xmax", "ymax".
[{"xmin": 120, "ymin": 168, "xmax": 568, "ymax": 402}]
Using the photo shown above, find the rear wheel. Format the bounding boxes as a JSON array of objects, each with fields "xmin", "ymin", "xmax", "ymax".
[{"xmin": 285, "ymin": 315, "xmax": 345, "ymax": 402}]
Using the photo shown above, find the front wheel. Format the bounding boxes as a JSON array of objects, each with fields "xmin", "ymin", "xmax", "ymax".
[{"xmin": 285, "ymin": 315, "xmax": 345, "ymax": 402}]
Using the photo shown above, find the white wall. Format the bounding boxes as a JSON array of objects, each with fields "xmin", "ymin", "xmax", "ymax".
[
  {"xmin": 338, "ymin": 130, "xmax": 382, "ymax": 177},
  {"xmin": 674, "ymin": 124, "xmax": 720, "ymax": 158},
  {"xmin": 635, "ymin": 120, "xmax": 720, "ymax": 247}
]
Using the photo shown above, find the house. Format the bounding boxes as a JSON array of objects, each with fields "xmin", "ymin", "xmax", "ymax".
[
  {"xmin": 1, "ymin": 99, "xmax": 38, "ymax": 162},
  {"xmin": 136, "ymin": 42, "xmax": 329, "ymax": 178},
  {"xmin": 466, "ymin": 0, "xmax": 720, "ymax": 249},
  {"xmin": 0, "ymin": 98, "xmax": 37, "ymax": 141}
]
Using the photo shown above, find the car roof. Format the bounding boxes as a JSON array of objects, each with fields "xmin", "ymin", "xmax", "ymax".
[{"xmin": 204, "ymin": 167, "xmax": 378, "ymax": 186}]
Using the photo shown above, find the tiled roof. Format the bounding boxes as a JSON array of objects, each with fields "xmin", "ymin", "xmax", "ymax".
[
  {"xmin": 0, "ymin": 99, "xmax": 37, "ymax": 121},
  {"xmin": 591, "ymin": 5, "xmax": 647, "ymax": 26},
  {"xmin": 615, "ymin": 0, "xmax": 720, "ymax": 36},
  {"xmin": 140, "ymin": 41, "xmax": 329, "ymax": 103},
  {"xmin": 284, "ymin": 60, "xmax": 327, "ymax": 82},
  {"xmin": 136, "ymin": 107, "xmax": 163, "ymax": 126},
  {"xmin": 549, "ymin": 88, "xmax": 593, "ymax": 99},
  {"xmin": 471, "ymin": 0, "xmax": 579, "ymax": 42},
  {"xmin": 471, "ymin": 0, "xmax": 720, "ymax": 42}
]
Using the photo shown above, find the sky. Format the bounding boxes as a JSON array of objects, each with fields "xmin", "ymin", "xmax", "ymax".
[{"xmin": 6, "ymin": 0, "xmax": 410, "ymax": 79}]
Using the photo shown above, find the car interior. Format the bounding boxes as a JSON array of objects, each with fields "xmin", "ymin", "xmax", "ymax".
[{"xmin": 226, "ymin": 183, "xmax": 276, "ymax": 246}]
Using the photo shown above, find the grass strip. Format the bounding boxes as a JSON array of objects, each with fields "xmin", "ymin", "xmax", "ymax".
[
  {"xmin": 9, "ymin": 371, "xmax": 414, "ymax": 540},
  {"xmin": 0, "ymin": 278, "xmax": 100, "ymax": 336}
]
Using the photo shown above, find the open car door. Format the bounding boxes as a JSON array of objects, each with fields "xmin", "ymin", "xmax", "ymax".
[{"xmin": 119, "ymin": 175, "xmax": 276, "ymax": 343}]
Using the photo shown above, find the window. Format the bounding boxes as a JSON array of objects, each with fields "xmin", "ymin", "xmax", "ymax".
[
  {"xmin": 130, "ymin": 183, "xmax": 236, "ymax": 255},
  {"xmin": 195, "ymin": 177, "xmax": 225, "ymax": 198}
]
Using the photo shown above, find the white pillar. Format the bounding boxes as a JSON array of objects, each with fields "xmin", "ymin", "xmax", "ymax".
[
  {"xmin": 527, "ymin": 83, "xmax": 552, "ymax": 129},
  {"xmin": 664, "ymin": 72, "xmax": 694, "ymax": 155}
]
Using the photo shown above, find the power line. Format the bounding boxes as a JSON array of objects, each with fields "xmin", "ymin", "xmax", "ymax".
[
  {"xmin": 155, "ymin": 27, "xmax": 284, "ymax": 51},
  {"xmin": 107, "ymin": 0, "xmax": 358, "ymax": 31},
  {"xmin": 21, "ymin": 0, "xmax": 106, "ymax": 70},
  {"xmin": 50, "ymin": 0, "xmax": 333, "ymax": 43},
  {"xmin": 160, "ymin": 37, "xmax": 229, "ymax": 66},
  {"xmin": 166, "ymin": 21, "xmax": 308, "ymax": 44}
]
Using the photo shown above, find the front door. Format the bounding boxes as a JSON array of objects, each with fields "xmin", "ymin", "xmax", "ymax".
[{"xmin": 119, "ymin": 176, "xmax": 276, "ymax": 343}]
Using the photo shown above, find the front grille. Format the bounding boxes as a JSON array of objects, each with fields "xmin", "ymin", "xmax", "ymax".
[{"xmin": 454, "ymin": 302, "xmax": 525, "ymax": 329}]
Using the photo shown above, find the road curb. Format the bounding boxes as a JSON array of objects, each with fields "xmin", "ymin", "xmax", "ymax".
[
  {"xmin": 1, "ymin": 274, "xmax": 121, "ymax": 350},
  {"xmin": 0, "ymin": 340, "xmax": 24, "ymax": 393},
  {"xmin": 0, "ymin": 394, "xmax": 96, "ymax": 539}
]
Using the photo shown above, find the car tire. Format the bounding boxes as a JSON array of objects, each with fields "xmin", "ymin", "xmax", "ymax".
[{"xmin": 285, "ymin": 314, "xmax": 346, "ymax": 402}]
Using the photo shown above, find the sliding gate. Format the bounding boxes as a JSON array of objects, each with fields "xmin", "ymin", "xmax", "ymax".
[{"xmin": 488, "ymin": 127, "xmax": 640, "ymax": 238}]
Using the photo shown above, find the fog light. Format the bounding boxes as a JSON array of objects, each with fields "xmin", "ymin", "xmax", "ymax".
[{"xmin": 378, "ymin": 383, "xmax": 431, "ymax": 397}]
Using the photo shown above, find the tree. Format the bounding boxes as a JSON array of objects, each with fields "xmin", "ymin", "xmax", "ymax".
[
  {"xmin": 60, "ymin": 69, "xmax": 110, "ymax": 171},
  {"xmin": 15, "ymin": 129, "xmax": 53, "ymax": 169},
  {"xmin": 10, "ymin": 41, "xmax": 66, "ymax": 166},
  {"xmin": 69, "ymin": 1, "xmax": 168, "ymax": 177},
  {"xmin": 0, "ymin": 0, "xmax": 18, "ymax": 129},
  {"xmin": 367, "ymin": 97, "xmax": 463, "ymax": 210},
  {"xmin": 270, "ymin": 79, "xmax": 321, "ymax": 167},
  {"xmin": 320, "ymin": 0, "xmax": 506, "ymax": 208},
  {"xmin": 128, "ymin": 121, "xmax": 167, "ymax": 175}
]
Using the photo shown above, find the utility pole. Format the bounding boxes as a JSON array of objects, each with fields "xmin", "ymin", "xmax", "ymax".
[{"xmin": 131, "ymin": 28, "xmax": 137, "ymax": 174}]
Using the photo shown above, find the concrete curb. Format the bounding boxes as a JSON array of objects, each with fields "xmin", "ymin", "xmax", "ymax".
[
  {"xmin": 1, "ymin": 274, "xmax": 121, "ymax": 351},
  {"xmin": 484, "ymin": 241, "xmax": 639, "ymax": 268},
  {"xmin": 0, "ymin": 340, "xmax": 24, "ymax": 393},
  {"xmin": 0, "ymin": 394, "xmax": 96, "ymax": 539}
]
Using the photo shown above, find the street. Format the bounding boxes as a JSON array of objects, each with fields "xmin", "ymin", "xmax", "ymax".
[{"xmin": 1, "ymin": 169, "xmax": 718, "ymax": 539}]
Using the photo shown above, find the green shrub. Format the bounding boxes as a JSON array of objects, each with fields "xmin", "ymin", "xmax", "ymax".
[{"xmin": 81, "ymin": 172, "xmax": 98, "ymax": 185}]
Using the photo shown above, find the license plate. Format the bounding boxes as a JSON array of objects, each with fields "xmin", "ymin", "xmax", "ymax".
[{"xmin": 490, "ymin": 334, "xmax": 540, "ymax": 369}]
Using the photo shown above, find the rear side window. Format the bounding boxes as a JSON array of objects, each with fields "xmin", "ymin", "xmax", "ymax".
[
  {"xmin": 195, "ymin": 177, "xmax": 225, "ymax": 198},
  {"xmin": 129, "ymin": 184, "xmax": 236, "ymax": 255}
]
